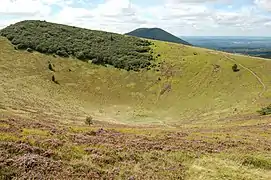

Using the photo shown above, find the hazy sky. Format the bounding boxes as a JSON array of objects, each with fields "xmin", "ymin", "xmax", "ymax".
[{"xmin": 1, "ymin": 0, "xmax": 271, "ymax": 36}]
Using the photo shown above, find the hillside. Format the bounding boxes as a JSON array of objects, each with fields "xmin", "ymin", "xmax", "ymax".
[
  {"xmin": 0, "ymin": 20, "xmax": 154, "ymax": 71},
  {"xmin": 126, "ymin": 28, "xmax": 191, "ymax": 45},
  {"xmin": 1, "ymin": 21, "xmax": 271, "ymax": 179}
]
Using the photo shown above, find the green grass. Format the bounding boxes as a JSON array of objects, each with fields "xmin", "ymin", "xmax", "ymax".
[
  {"xmin": 0, "ymin": 32, "xmax": 271, "ymax": 179},
  {"xmin": 0, "ymin": 133, "xmax": 19, "ymax": 142},
  {"xmin": 1, "ymin": 36, "xmax": 270, "ymax": 125},
  {"xmin": 242, "ymin": 155, "xmax": 271, "ymax": 170},
  {"xmin": 22, "ymin": 128, "xmax": 49, "ymax": 136},
  {"xmin": 257, "ymin": 104, "xmax": 271, "ymax": 115},
  {"xmin": 187, "ymin": 155, "xmax": 271, "ymax": 180}
]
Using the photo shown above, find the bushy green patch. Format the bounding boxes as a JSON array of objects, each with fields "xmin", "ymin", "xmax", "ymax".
[
  {"xmin": 0, "ymin": 133, "xmax": 19, "ymax": 142},
  {"xmin": 242, "ymin": 155, "xmax": 271, "ymax": 170},
  {"xmin": 85, "ymin": 116, "xmax": 94, "ymax": 126},
  {"xmin": 22, "ymin": 128, "xmax": 49, "ymax": 136},
  {"xmin": 187, "ymin": 156, "xmax": 271, "ymax": 180},
  {"xmin": 56, "ymin": 145, "xmax": 88, "ymax": 161},
  {"xmin": 232, "ymin": 64, "xmax": 240, "ymax": 72},
  {"xmin": 257, "ymin": 104, "xmax": 271, "ymax": 115},
  {"xmin": 0, "ymin": 20, "xmax": 154, "ymax": 71}
]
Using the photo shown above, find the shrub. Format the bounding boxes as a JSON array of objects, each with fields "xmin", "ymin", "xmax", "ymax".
[
  {"xmin": 17, "ymin": 44, "xmax": 27, "ymax": 49},
  {"xmin": 56, "ymin": 50, "xmax": 69, "ymax": 57},
  {"xmin": 48, "ymin": 63, "xmax": 55, "ymax": 71},
  {"xmin": 232, "ymin": 64, "xmax": 240, "ymax": 72},
  {"xmin": 85, "ymin": 116, "xmax": 94, "ymax": 125},
  {"xmin": 257, "ymin": 104, "xmax": 271, "ymax": 115},
  {"xmin": 74, "ymin": 51, "xmax": 86, "ymax": 60},
  {"xmin": 6, "ymin": 34, "xmax": 15, "ymax": 41},
  {"xmin": 36, "ymin": 43, "xmax": 48, "ymax": 53},
  {"xmin": 52, "ymin": 75, "xmax": 55, "ymax": 82},
  {"xmin": 52, "ymin": 75, "xmax": 60, "ymax": 84},
  {"xmin": 0, "ymin": 20, "xmax": 154, "ymax": 71},
  {"xmin": 26, "ymin": 48, "xmax": 33, "ymax": 53}
]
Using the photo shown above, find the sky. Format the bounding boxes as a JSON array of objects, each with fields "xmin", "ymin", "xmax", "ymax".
[{"xmin": 0, "ymin": 0, "xmax": 271, "ymax": 36}]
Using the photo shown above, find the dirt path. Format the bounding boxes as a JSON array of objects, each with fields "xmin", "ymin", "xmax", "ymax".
[{"xmin": 222, "ymin": 54, "xmax": 267, "ymax": 99}]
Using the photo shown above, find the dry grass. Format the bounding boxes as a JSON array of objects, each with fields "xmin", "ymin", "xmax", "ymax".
[
  {"xmin": 1, "ymin": 37, "xmax": 271, "ymax": 125},
  {"xmin": 0, "ymin": 113, "xmax": 270, "ymax": 179},
  {"xmin": 1, "ymin": 36, "xmax": 271, "ymax": 179}
]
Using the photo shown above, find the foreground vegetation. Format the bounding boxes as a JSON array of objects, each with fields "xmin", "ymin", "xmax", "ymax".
[
  {"xmin": 258, "ymin": 104, "xmax": 271, "ymax": 115},
  {"xmin": 0, "ymin": 20, "xmax": 154, "ymax": 71},
  {"xmin": 1, "ymin": 111, "xmax": 271, "ymax": 179}
]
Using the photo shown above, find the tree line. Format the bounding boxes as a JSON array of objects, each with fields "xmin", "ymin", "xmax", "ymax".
[{"xmin": 0, "ymin": 20, "xmax": 154, "ymax": 71}]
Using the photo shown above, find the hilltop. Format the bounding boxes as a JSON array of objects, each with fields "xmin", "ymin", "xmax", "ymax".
[
  {"xmin": 126, "ymin": 28, "xmax": 191, "ymax": 45},
  {"xmin": 0, "ymin": 20, "xmax": 154, "ymax": 71},
  {"xmin": 0, "ymin": 21, "xmax": 271, "ymax": 179}
]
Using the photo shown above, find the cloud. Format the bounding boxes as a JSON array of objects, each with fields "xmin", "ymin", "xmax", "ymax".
[
  {"xmin": 0, "ymin": 0, "xmax": 51, "ymax": 16},
  {"xmin": 49, "ymin": 0, "xmax": 148, "ymax": 33},
  {"xmin": 0, "ymin": 0, "xmax": 271, "ymax": 36},
  {"xmin": 166, "ymin": 0, "xmax": 231, "ymax": 4},
  {"xmin": 254, "ymin": 0, "xmax": 271, "ymax": 11}
]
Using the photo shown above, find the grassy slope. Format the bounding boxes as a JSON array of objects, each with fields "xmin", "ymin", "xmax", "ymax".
[
  {"xmin": 1, "ymin": 37, "xmax": 270, "ymax": 125},
  {"xmin": 1, "ymin": 36, "xmax": 271, "ymax": 179}
]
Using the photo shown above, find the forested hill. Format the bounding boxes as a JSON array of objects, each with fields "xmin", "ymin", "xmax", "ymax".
[
  {"xmin": 126, "ymin": 28, "xmax": 191, "ymax": 46},
  {"xmin": 0, "ymin": 20, "xmax": 154, "ymax": 71}
]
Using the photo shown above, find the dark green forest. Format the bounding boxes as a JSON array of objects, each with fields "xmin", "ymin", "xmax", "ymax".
[{"xmin": 0, "ymin": 20, "xmax": 154, "ymax": 71}]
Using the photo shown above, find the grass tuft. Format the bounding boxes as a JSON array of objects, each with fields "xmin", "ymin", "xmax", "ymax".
[{"xmin": 242, "ymin": 155, "xmax": 271, "ymax": 170}]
